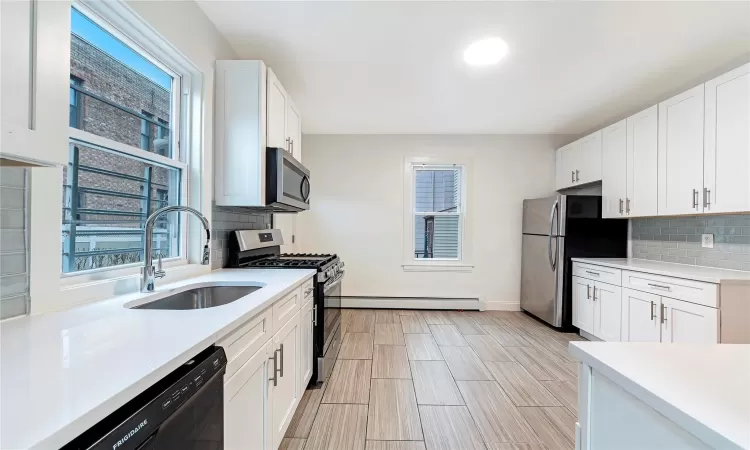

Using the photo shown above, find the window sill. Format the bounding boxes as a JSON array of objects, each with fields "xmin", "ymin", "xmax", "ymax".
[{"xmin": 402, "ymin": 263, "xmax": 474, "ymax": 273}]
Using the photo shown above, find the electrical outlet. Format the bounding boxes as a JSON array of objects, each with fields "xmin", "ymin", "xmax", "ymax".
[{"xmin": 702, "ymin": 234, "xmax": 714, "ymax": 249}]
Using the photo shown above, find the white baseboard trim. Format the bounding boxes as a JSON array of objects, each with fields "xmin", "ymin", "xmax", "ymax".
[
  {"xmin": 485, "ymin": 301, "xmax": 521, "ymax": 311},
  {"xmin": 340, "ymin": 296, "xmax": 483, "ymax": 311},
  {"xmin": 579, "ymin": 330, "xmax": 599, "ymax": 341}
]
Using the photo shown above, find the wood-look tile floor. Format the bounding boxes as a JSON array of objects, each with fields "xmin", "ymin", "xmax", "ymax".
[{"xmin": 282, "ymin": 310, "xmax": 583, "ymax": 450}]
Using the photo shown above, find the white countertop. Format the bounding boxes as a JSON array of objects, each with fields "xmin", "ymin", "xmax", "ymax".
[
  {"xmin": 0, "ymin": 268, "xmax": 316, "ymax": 450},
  {"xmin": 572, "ymin": 257, "xmax": 750, "ymax": 283},
  {"xmin": 570, "ymin": 342, "xmax": 750, "ymax": 449}
]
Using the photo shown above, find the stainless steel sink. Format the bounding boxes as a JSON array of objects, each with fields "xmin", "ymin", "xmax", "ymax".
[{"xmin": 132, "ymin": 285, "xmax": 261, "ymax": 310}]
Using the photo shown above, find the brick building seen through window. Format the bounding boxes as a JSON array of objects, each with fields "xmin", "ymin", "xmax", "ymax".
[{"xmin": 63, "ymin": 9, "xmax": 180, "ymax": 273}]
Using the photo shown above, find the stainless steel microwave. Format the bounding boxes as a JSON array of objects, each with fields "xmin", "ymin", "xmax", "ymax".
[{"xmin": 266, "ymin": 147, "xmax": 310, "ymax": 212}]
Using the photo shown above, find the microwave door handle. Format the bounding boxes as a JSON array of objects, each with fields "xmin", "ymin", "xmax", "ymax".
[{"xmin": 301, "ymin": 175, "xmax": 311, "ymax": 202}]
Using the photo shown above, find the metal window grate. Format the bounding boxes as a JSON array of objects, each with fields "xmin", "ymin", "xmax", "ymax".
[{"xmin": 62, "ymin": 145, "xmax": 179, "ymax": 273}]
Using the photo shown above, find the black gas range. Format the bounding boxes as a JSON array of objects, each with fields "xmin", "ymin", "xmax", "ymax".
[{"xmin": 229, "ymin": 229, "xmax": 343, "ymax": 385}]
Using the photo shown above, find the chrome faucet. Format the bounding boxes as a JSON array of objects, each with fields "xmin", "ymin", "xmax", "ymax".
[{"xmin": 141, "ymin": 205, "xmax": 211, "ymax": 293}]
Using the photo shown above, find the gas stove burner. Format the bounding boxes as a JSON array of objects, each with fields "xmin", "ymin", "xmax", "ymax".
[{"xmin": 243, "ymin": 253, "xmax": 339, "ymax": 269}]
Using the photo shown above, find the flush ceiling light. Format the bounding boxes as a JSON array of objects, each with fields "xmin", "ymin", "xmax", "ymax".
[{"xmin": 463, "ymin": 37, "xmax": 509, "ymax": 66}]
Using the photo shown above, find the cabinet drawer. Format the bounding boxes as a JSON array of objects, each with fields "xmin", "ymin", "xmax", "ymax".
[
  {"xmin": 218, "ymin": 307, "xmax": 272, "ymax": 379},
  {"xmin": 301, "ymin": 277, "xmax": 314, "ymax": 301},
  {"xmin": 573, "ymin": 263, "xmax": 622, "ymax": 286},
  {"xmin": 622, "ymin": 270, "xmax": 718, "ymax": 308},
  {"xmin": 273, "ymin": 287, "xmax": 301, "ymax": 331}
]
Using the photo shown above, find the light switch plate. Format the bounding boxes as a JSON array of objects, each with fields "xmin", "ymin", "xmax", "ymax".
[{"xmin": 702, "ymin": 234, "xmax": 714, "ymax": 249}]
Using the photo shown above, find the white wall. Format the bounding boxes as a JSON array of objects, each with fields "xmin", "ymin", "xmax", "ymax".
[{"xmin": 297, "ymin": 135, "xmax": 559, "ymax": 310}]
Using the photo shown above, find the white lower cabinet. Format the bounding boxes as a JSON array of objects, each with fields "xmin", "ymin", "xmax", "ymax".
[
  {"xmin": 270, "ymin": 310, "xmax": 300, "ymax": 450},
  {"xmin": 621, "ymin": 288, "xmax": 661, "ymax": 343},
  {"xmin": 593, "ymin": 282, "xmax": 622, "ymax": 342},
  {"xmin": 572, "ymin": 276, "xmax": 594, "ymax": 335},
  {"xmin": 225, "ymin": 340, "xmax": 273, "ymax": 450},
  {"xmin": 299, "ymin": 298, "xmax": 314, "ymax": 389},
  {"xmin": 222, "ymin": 277, "xmax": 314, "ymax": 450},
  {"xmin": 575, "ymin": 262, "xmax": 720, "ymax": 344},
  {"xmin": 660, "ymin": 297, "xmax": 718, "ymax": 344}
]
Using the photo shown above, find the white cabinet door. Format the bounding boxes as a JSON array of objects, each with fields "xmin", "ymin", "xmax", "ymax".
[
  {"xmin": 573, "ymin": 276, "xmax": 594, "ymax": 335},
  {"xmin": 287, "ymin": 99, "xmax": 302, "ymax": 162},
  {"xmin": 578, "ymin": 131, "xmax": 603, "ymax": 185},
  {"xmin": 267, "ymin": 68, "xmax": 288, "ymax": 151},
  {"xmin": 1, "ymin": 0, "xmax": 68, "ymax": 167},
  {"xmin": 660, "ymin": 297, "xmax": 718, "ymax": 344},
  {"xmin": 704, "ymin": 63, "xmax": 750, "ymax": 214},
  {"xmin": 556, "ymin": 142, "xmax": 580, "ymax": 190},
  {"xmin": 593, "ymin": 282, "xmax": 622, "ymax": 342},
  {"xmin": 601, "ymin": 120, "xmax": 627, "ymax": 218},
  {"xmin": 225, "ymin": 341, "xmax": 272, "ymax": 450},
  {"xmin": 658, "ymin": 85, "xmax": 705, "ymax": 216},
  {"xmin": 621, "ymin": 288, "xmax": 660, "ymax": 342},
  {"xmin": 270, "ymin": 311, "xmax": 300, "ymax": 450},
  {"xmin": 299, "ymin": 298, "xmax": 314, "ymax": 389},
  {"xmin": 626, "ymin": 105, "xmax": 659, "ymax": 217}
]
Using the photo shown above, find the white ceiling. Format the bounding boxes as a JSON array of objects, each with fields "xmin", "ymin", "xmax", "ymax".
[{"xmin": 197, "ymin": 1, "xmax": 750, "ymax": 135}]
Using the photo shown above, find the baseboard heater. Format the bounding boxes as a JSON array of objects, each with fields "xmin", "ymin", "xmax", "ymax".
[{"xmin": 340, "ymin": 296, "xmax": 484, "ymax": 311}]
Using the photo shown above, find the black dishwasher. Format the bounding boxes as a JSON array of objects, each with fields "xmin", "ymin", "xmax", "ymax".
[{"xmin": 62, "ymin": 346, "xmax": 227, "ymax": 450}]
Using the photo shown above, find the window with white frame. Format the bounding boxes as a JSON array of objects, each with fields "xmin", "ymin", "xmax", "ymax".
[
  {"xmin": 62, "ymin": 5, "xmax": 187, "ymax": 274},
  {"xmin": 412, "ymin": 165, "xmax": 463, "ymax": 260}
]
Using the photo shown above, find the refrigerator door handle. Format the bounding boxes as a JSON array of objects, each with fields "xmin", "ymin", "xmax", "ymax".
[{"xmin": 547, "ymin": 200, "xmax": 559, "ymax": 271}]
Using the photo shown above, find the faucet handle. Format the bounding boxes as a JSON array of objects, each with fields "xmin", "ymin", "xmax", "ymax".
[
  {"xmin": 201, "ymin": 245, "xmax": 210, "ymax": 265},
  {"xmin": 155, "ymin": 253, "xmax": 166, "ymax": 278}
]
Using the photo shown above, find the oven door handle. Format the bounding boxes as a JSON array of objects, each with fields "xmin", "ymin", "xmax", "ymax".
[{"xmin": 324, "ymin": 275, "xmax": 344, "ymax": 293}]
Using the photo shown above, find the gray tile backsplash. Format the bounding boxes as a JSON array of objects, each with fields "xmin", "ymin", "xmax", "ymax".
[
  {"xmin": 631, "ymin": 215, "xmax": 750, "ymax": 271},
  {"xmin": 0, "ymin": 168, "xmax": 29, "ymax": 320},
  {"xmin": 211, "ymin": 204, "xmax": 271, "ymax": 270}
]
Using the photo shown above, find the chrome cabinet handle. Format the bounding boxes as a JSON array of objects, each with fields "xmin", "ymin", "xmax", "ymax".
[
  {"xmin": 285, "ymin": 137, "xmax": 291, "ymax": 152},
  {"xmin": 571, "ymin": 171, "xmax": 575, "ymax": 183},
  {"xmin": 660, "ymin": 304, "xmax": 667, "ymax": 324},
  {"xmin": 626, "ymin": 198, "xmax": 631, "ymax": 215},
  {"xmin": 704, "ymin": 187, "xmax": 711, "ymax": 209},
  {"xmin": 648, "ymin": 283, "xmax": 671, "ymax": 291},
  {"xmin": 585, "ymin": 270, "xmax": 600, "ymax": 276},
  {"xmin": 575, "ymin": 170, "xmax": 580, "ymax": 182},
  {"xmin": 304, "ymin": 287, "xmax": 314, "ymax": 296},
  {"xmin": 619, "ymin": 198, "xmax": 624, "ymax": 215},
  {"xmin": 650, "ymin": 301, "xmax": 656, "ymax": 321},
  {"xmin": 693, "ymin": 189, "xmax": 699, "ymax": 209},
  {"xmin": 290, "ymin": 139, "xmax": 294, "ymax": 155},
  {"xmin": 313, "ymin": 304, "xmax": 318, "ymax": 326},
  {"xmin": 587, "ymin": 284, "xmax": 591, "ymax": 299},
  {"xmin": 278, "ymin": 343, "xmax": 284, "ymax": 377},
  {"xmin": 593, "ymin": 286, "xmax": 597, "ymax": 302},
  {"xmin": 269, "ymin": 349, "xmax": 279, "ymax": 386}
]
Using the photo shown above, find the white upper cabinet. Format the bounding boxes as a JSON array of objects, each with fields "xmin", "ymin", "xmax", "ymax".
[
  {"xmin": 601, "ymin": 120, "xmax": 627, "ymax": 218},
  {"xmin": 626, "ymin": 105, "xmax": 659, "ymax": 217},
  {"xmin": 287, "ymin": 99, "xmax": 302, "ymax": 162},
  {"xmin": 658, "ymin": 84, "xmax": 706, "ymax": 216},
  {"xmin": 215, "ymin": 61, "xmax": 303, "ymax": 207},
  {"xmin": 578, "ymin": 130, "xmax": 603, "ymax": 185},
  {"xmin": 703, "ymin": 63, "xmax": 750, "ymax": 214},
  {"xmin": 555, "ymin": 132, "xmax": 602, "ymax": 190},
  {"xmin": 1, "ymin": 0, "xmax": 68, "ymax": 167},
  {"xmin": 267, "ymin": 68, "xmax": 289, "ymax": 150},
  {"xmin": 556, "ymin": 141, "xmax": 579, "ymax": 190}
]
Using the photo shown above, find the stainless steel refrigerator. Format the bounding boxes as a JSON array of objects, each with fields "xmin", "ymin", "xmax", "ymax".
[{"xmin": 520, "ymin": 195, "xmax": 627, "ymax": 329}]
